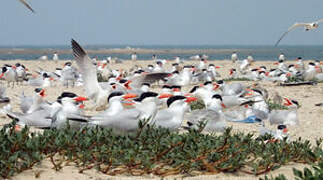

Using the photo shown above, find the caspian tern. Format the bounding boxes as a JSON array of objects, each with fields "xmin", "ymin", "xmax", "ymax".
[
  {"xmin": 71, "ymin": 39, "xmax": 112, "ymax": 110},
  {"xmin": 275, "ymin": 19, "xmax": 323, "ymax": 46},
  {"xmin": 51, "ymin": 92, "xmax": 88, "ymax": 129},
  {"xmin": 18, "ymin": 0, "xmax": 35, "ymax": 13},
  {"xmin": 269, "ymin": 98, "xmax": 299, "ymax": 126},
  {"xmin": 0, "ymin": 66, "xmax": 18, "ymax": 87},
  {"xmin": 278, "ymin": 53, "xmax": 285, "ymax": 61},
  {"xmin": 231, "ymin": 52, "xmax": 238, "ymax": 63},
  {"xmin": 53, "ymin": 52, "xmax": 59, "ymax": 61},
  {"xmin": 154, "ymin": 95, "xmax": 197, "ymax": 131},
  {"xmin": 20, "ymin": 88, "xmax": 46, "ymax": 114}
]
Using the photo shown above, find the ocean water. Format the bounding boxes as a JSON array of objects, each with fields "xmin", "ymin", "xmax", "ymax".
[{"xmin": 0, "ymin": 45, "xmax": 322, "ymax": 61}]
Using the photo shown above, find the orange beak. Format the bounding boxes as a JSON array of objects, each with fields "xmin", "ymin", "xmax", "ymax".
[
  {"xmin": 221, "ymin": 103, "xmax": 227, "ymax": 108},
  {"xmin": 286, "ymin": 73, "xmax": 291, "ymax": 77},
  {"xmin": 283, "ymin": 128, "xmax": 288, "ymax": 133},
  {"xmin": 74, "ymin": 96, "xmax": 88, "ymax": 102},
  {"xmin": 40, "ymin": 89, "xmax": 45, "ymax": 97},
  {"xmin": 229, "ymin": 70, "xmax": 233, "ymax": 75},
  {"xmin": 123, "ymin": 100, "xmax": 135, "ymax": 106},
  {"xmin": 158, "ymin": 93, "xmax": 173, "ymax": 99},
  {"xmin": 0, "ymin": 73, "xmax": 4, "ymax": 79},
  {"xmin": 79, "ymin": 104, "xmax": 85, "ymax": 109},
  {"xmin": 185, "ymin": 97, "xmax": 197, "ymax": 103},
  {"xmin": 213, "ymin": 83, "xmax": 219, "ymax": 90},
  {"xmin": 283, "ymin": 98, "xmax": 292, "ymax": 106},
  {"xmin": 294, "ymin": 64, "xmax": 299, "ymax": 68},
  {"xmin": 123, "ymin": 93, "xmax": 137, "ymax": 99},
  {"xmin": 215, "ymin": 66, "xmax": 221, "ymax": 69},
  {"xmin": 12, "ymin": 65, "xmax": 16, "ymax": 69},
  {"xmin": 184, "ymin": 93, "xmax": 192, "ymax": 97},
  {"xmin": 124, "ymin": 80, "xmax": 132, "ymax": 90},
  {"xmin": 265, "ymin": 72, "xmax": 270, "ymax": 76},
  {"xmin": 274, "ymin": 62, "xmax": 279, "ymax": 65},
  {"xmin": 199, "ymin": 84, "xmax": 204, "ymax": 87}
]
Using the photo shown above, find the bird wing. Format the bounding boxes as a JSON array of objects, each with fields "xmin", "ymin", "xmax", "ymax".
[
  {"xmin": 275, "ymin": 23, "xmax": 308, "ymax": 46},
  {"xmin": 18, "ymin": 0, "xmax": 35, "ymax": 13},
  {"xmin": 71, "ymin": 39, "xmax": 102, "ymax": 100},
  {"xmin": 130, "ymin": 72, "xmax": 170, "ymax": 88}
]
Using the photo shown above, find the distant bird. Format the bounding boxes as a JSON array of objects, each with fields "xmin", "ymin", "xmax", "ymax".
[
  {"xmin": 18, "ymin": 0, "xmax": 35, "ymax": 13},
  {"xmin": 275, "ymin": 19, "xmax": 323, "ymax": 46}
]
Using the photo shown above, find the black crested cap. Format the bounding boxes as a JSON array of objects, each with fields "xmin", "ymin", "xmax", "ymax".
[
  {"xmin": 204, "ymin": 81, "xmax": 212, "ymax": 86},
  {"xmin": 34, "ymin": 88, "xmax": 43, "ymax": 93},
  {"xmin": 252, "ymin": 89, "xmax": 263, "ymax": 96},
  {"xmin": 297, "ymin": 57, "xmax": 302, "ymax": 59},
  {"xmin": 142, "ymin": 83, "xmax": 150, "ymax": 87},
  {"xmin": 134, "ymin": 92, "xmax": 158, "ymax": 102},
  {"xmin": 217, "ymin": 80, "xmax": 224, "ymax": 84},
  {"xmin": 172, "ymin": 70, "xmax": 179, "ymax": 74},
  {"xmin": 202, "ymin": 69, "xmax": 207, "ymax": 71},
  {"xmin": 183, "ymin": 65, "xmax": 193, "ymax": 68},
  {"xmin": 277, "ymin": 125, "xmax": 287, "ymax": 130},
  {"xmin": 232, "ymin": 68, "xmax": 236, "ymax": 71},
  {"xmin": 162, "ymin": 85, "xmax": 172, "ymax": 89},
  {"xmin": 291, "ymin": 100, "xmax": 299, "ymax": 106},
  {"xmin": 156, "ymin": 61, "xmax": 162, "ymax": 64},
  {"xmin": 251, "ymin": 68, "xmax": 258, "ymax": 72},
  {"xmin": 212, "ymin": 94, "xmax": 223, "ymax": 101},
  {"xmin": 60, "ymin": 92, "xmax": 77, "ymax": 98},
  {"xmin": 107, "ymin": 91, "xmax": 124, "ymax": 102},
  {"xmin": 56, "ymin": 68, "xmax": 62, "ymax": 70},
  {"xmin": 65, "ymin": 62, "xmax": 72, "ymax": 66},
  {"xmin": 288, "ymin": 64, "xmax": 294, "ymax": 68},
  {"xmin": 15, "ymin": 63, "xmax": 21, "ymax": 67},
  {"xmin": 309, "ymin": 62, "xmax": 315, "ymax": 66},
  {"xmin": 209, "ymin": 64, "xmax": 214, "ymax": 66},
  {"xmin": 270, "ymin": 69, "xmax": 276, "ymax": 72},
  {"xmin": 43, "ymin": 73, "xmax": 50, "ymax": 78},
  {"xmin": 2, "ymin": 67, "xmax": 8, "ymax": 73},
  {"xmin": 148, "ymin": 64, "xmax": 154, "ymax": 68},
  {"xmin": 278, "ymin": 60, "xmax": 284, "ymax": 63},
  {"xmin": 172, "ymin": 63, "xmax": 179, "ymax": 66},
  {"xmin": 260, "ymin": 66, "xmax": 266, "ymax": 69},
  {"xmin": 167, "ymin": 95, "xmax": 186, "ymax": 107},
  {"xmin": 189, "ymin": 86, "xmax": 199, "ymax": 93},
  {"xmin": 119, "ymin": 79, "xmax": 128, "ymax": 84},
  {"xmin": 171, "ymin": 85, "xmax": 181, "ymax": 89}
]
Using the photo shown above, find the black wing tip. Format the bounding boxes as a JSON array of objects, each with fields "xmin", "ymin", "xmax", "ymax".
[{"xmin": 71, "ymin": 39, "xmax": 86, "ymax": 58}]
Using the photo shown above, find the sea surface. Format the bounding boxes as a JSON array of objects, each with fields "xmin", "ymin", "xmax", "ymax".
[{"xmin": 0, "ymin": 45, "xmax": 322, "ymax": 61}]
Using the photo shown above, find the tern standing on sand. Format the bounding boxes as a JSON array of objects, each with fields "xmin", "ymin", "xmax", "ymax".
[
  {"xmin": 231, "ymin": 52, "xmax": 238, "ymax": 63},
  {"xmin": 131, "ymin": 52, "xmax": 137, "ymax": 61}
]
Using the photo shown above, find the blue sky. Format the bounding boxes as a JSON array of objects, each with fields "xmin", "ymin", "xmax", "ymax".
[{"xmin": 1, "ymin": 0, "xmax": 323, "ymax": 46}]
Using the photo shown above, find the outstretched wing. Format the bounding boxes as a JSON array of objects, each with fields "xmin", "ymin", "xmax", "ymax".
[
  {"xmin": 18, "ymin": 0, "xmax": 35, "ymax": 13},
  {"xmin": 130, "ymin": 72, "xmax": 170, "ymax": 88},
  {"xmin": 275, "ymin": 23, "xmax": 307, "ymax": 46},
  {"xmin": 71, "ymin": 39, "xmax": 102, "ymax": 100}
]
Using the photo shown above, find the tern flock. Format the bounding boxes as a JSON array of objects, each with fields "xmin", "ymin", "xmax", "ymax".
[{"xmin": 1, "ymin": 39, "xmax": 323, "ymax": 142}]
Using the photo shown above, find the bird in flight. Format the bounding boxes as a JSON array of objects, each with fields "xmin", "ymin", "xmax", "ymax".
[
  {"xmin": 18, "ymin": 0, "xmax": 35, "ymax": 13},
  {"xmin": 275, "ymin": 19, "xmax": 323, "ymax": 46}
]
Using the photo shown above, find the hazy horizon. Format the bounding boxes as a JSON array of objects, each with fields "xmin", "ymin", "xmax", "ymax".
[{"xmin": 1, "ymin": 0, "xmax": 323, "ymax": 46}]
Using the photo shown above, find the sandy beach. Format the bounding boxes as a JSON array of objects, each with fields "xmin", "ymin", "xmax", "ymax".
[{"xmin": 1, "ymin": 59, "xmax": 322, "ymax": 180}]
